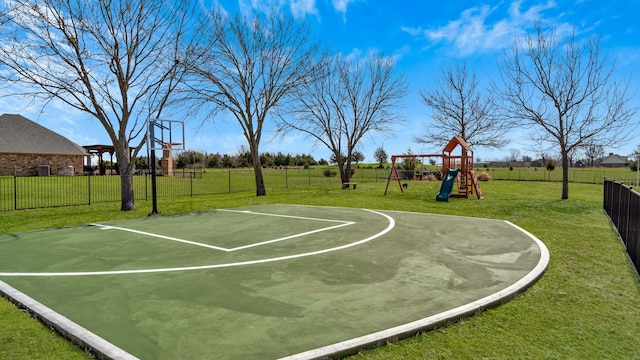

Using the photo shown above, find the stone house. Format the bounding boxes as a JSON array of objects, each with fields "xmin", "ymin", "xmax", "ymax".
[{"xmin": 0, "ymin": 113, "xmax": 88, "ymax": 176}]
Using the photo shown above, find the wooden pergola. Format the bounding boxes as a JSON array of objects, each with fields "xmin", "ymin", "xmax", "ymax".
[{"xmin": 83, "ymin": 144, "xmax": 115, "ymax": 175}]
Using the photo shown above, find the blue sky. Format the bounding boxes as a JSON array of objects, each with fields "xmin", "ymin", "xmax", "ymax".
[{"xmin": 2, "ymin": 0, "xmax": 639, "ymax": 163}]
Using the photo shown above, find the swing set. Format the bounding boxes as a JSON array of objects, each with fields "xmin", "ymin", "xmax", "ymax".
[{"xmin": 384, "ymin": 136, "xmax": 483, "ymax": 200}]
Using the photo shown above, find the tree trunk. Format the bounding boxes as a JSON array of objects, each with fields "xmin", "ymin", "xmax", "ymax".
[
  {"xmin": 336, "ymin": 155, "xmax": 350, "ymax": 186},
  {"xmin": 118, "ymin": 158, "xmax": 136, "ymax": 211},
  {"xmin": 344, "ymin": 162, "xmax": 352, "ymax": 183},
  {"xmin": 120, "ymin": 165, "xmax": 135, "ymax": 210},
  {"xmin": 116, "ymin": 142, "xmax": 135, "ymax": 211},
  {"xmin": 561, "ymin": 151, "xmax": 569, "ymax": 200},
  {"xmin": 252, "ymin": 148, "xmax": 266, "ymax": 196}
]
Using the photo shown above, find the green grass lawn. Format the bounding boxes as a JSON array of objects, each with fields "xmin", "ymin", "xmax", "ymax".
[{"xmin": 1, "ymin": 180, "xmax": 639, "ymax": 359}]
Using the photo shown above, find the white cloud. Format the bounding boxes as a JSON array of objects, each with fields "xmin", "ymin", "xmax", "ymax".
[
  {"xmin": 331, "ymin": 0, "xmax": 350, "ymax": 13},
  {"xmin": 343, "ymin": 47, "xmax": 363, "ymax": 63},
  {"xmin": 331, "ymin": 0, "xmax": 358, "ymax": 22},
  {"xmin": 237, "ymin": 0, "xmax": 319, "ymax": 18},
  {"xmin": 410, "ymin": 0, "xmax": 570, "ymax": 56},
  {"xmin": 400, "ymin": 25, "xmax": 423, "ymax": 36},
  {"xmin": 289, "ymin": 0, "xmax": 318, "ymax": 18}
]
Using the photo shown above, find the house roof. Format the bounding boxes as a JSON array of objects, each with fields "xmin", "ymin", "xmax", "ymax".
[
  {"xmin": 601, "ymin": 153, "xmax": 628, "ymax": 165},
  {"xmin": 0, "ymin": 113, "xmax": 88, "ymax": 156}
]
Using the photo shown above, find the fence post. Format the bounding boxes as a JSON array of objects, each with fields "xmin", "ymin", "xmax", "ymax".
[
  {"xmin": 145, "ymin": 172, "xmax": 148, "ymax": 201},
  {"xmin": 87, "ymin": 173, "xmax": 91, "ymax": 205},
  {"xmin": 13, "ymin": 172, "xmax": 17, "ymax": 211},
  {"xmin": 625, "ymin": 186, "xmax": 632, "ymax": 246},
  {"xmin": 603, "ymin": 178, "xmax": 609, "ymax": 213},
  {"xmin": 618, "ymin": 183, "xmax": 627, "ymax": 245}
]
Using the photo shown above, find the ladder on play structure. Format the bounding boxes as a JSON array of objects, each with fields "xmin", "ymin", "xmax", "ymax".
[{"xmin": 451, "ymin": 169, "xmax": 483, "ymax": 199}]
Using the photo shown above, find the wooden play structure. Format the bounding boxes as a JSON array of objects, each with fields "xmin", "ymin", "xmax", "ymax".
[
  {"xmin": 383, "ymin": 152, "xmax": 441, "ymax": 194},
  {"xmin": 384, "ymin": 136, "xmax": 483, "ymax": 200},
  {"xmin": 158, "ymin": 142, "xmax": 182, "ymax": 177}
]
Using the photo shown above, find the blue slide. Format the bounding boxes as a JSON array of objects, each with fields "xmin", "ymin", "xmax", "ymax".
[{"xmin": 436, "ymin": 168, "xmax": 459, "ymax": 202}]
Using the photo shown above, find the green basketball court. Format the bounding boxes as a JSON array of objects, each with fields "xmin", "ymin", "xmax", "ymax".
[{"xmin": 0, "ymin": 204, "xmax": 548, "ymax": 359}]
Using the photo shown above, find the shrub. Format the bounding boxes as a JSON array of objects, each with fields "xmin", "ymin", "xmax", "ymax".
[
  {"xmin": 400, "ymin": 170, "xmax": 414, "ymax": 180},
  {"xmin": 323, "ymin": 169, "xmax": 337, "ymax": 177},
  {"xmin": 546, "ymin": 161, "xmax": 555, "ymax": 171},
  {"xmin": 476, "ymin": 172, "xmax": 492, "ymax": 181}
]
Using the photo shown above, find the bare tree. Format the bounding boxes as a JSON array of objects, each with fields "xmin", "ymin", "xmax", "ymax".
[
  {"xmin": 582, "ymin": 142, "xmax": 604, "ymax": 167},
  {"xmin": 508, "ymin": 148, "xmax": 522, "ymax": 162},
  {"xmin": 417, "ymin": 61, "xmax": 510, "ymax": 149},
  {"xmin": 0, "ymin": 0, "xmax": 196, "ymax": 210},
  {"xmin": 631, "ymin": 144, "xmax": 640, "ymax": 173},
  {"xmin": 496, "ymin": 26, "xmax": 638, "ymax": 199},
  {"xmin": 185, "ymin": 8, "xmax": 320, "ymax": 196},
  {"xmin": 278, "ymin": 53, "xmax": 407, "ymax": 185},
  {"xmin": 632, "ymin": 144, "xmax": 640, "ymax": 162}
]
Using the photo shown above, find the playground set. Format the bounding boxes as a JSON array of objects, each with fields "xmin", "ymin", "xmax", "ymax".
[{"xmin": 384, "ymin": 136, "xmax": 484, "ymax": 201}]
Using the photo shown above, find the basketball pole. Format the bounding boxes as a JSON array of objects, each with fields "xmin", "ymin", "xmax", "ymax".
[{"xmin": 149, "ymin": 120, "xmax": 159, "ymax": 215}]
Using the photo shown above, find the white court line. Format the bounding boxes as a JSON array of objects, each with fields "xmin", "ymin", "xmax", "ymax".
[
  {"xmin": 89, "ymin": 209, "xmax": 355, "ymax": 252},
  {"xmin": 0, "ymin": 209, "xmax": 394, "ymax": 277},
  {"xmin": 90, "ymin": 224, "xmax": 229, "ymax": 251},
  {"xmin": 217, "ymin": 209, "xmax": 352, "ymax": 224},
  {"xmin": 227, "ymin": 221, "xmax": 355, "ymax": 251},
  {"xmin": 280, "ymin": 219, "xmax": 550, "ymax": 360}
]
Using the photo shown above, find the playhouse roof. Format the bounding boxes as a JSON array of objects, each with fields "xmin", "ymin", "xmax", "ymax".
[{"xmin": 442, "ymin": 135, "xmax": 472, "ymax": 154}]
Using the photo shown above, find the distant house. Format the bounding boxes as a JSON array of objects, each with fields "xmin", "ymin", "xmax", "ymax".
[
  {"xmin": 0, "ymin": 113, "xmax": 88, "ymax": 176},
  {"xmin": 600, "ymin": 153, "xmax": 628, "ymax": 168}
]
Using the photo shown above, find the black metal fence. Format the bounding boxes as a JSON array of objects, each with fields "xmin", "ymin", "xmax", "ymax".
[
  {"xmin": 603, "ymin": 179, "xmax": 640, "ymax": 278},
  {"xmin": 2, "ymin": 167, "xmax": 637, "ymax": 212},
  {"xmin": 0, "ymin": 168, "xmax": 389, "ymax": 212}
]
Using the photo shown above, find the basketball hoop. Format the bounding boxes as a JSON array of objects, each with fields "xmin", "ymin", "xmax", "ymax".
[{"xmin": 147, "ymin": 119, "xmax": 185, "ymax": 215}]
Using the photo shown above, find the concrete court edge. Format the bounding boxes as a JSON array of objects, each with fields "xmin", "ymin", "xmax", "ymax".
[
  {"xmin": 0, "ymin": 280, "xmax": 138, "ymax": 360},
  {"xmin": 280, "ymin": 219, "xmax": 550, "ymax": 360}
]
